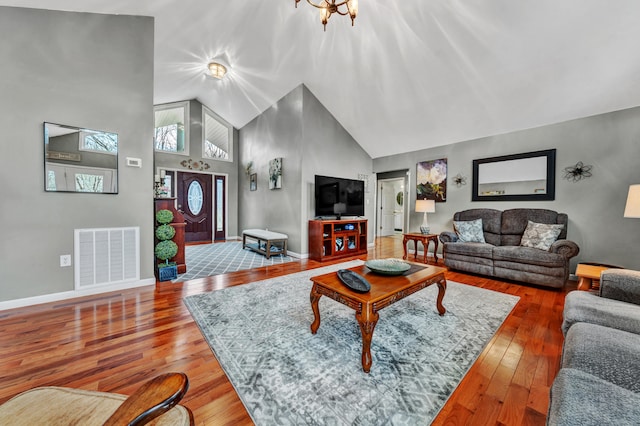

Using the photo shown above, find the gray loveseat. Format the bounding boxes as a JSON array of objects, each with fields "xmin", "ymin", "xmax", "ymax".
[
  {"xmin": 548, "ymin": 269, "xmax": 640, "ymax": 425},
  {"xmin": 439, "ymin": 208, "xmax": 580, "ymax": 288}
]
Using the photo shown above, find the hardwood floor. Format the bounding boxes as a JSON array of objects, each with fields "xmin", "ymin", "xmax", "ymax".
[{"xmin": 0, "ymin": 236, "xmax": 572, "ymax": 425}]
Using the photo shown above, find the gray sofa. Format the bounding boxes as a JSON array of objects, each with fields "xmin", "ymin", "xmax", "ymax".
[
  {"xmin": 548, "ymin": 269, "xmax": 640, "ymax": 425},
  {"xmin": 439, "ymin": 208, "xmax": 580, "ymax": 288}
]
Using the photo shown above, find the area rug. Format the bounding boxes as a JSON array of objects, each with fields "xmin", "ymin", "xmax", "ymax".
[
  {"xmin": 184, "ymin": 261, "xmax": 520, "ymax": 425},
  {"xmin": 173, "ymin": 241, "xmax": 296, "ymax": 282}
]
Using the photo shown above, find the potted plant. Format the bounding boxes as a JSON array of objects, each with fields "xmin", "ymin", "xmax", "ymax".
[{"xmin": 155, "ymin": 209, "xmax": 178, "ymax": 281}]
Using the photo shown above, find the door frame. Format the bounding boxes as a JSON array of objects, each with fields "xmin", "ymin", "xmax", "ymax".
[
  {"xmin": 156, "ymin": 167, "xmax": 229, "ymax": 242},
  {"xmin": 376, "ymin": 173, "xmax": 410, "ymax": 238}
]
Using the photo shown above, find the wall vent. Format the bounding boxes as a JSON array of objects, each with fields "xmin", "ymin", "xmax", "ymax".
[{"xmin": 74, "ymin": 227, "xmax": 140, "ymax": 290}]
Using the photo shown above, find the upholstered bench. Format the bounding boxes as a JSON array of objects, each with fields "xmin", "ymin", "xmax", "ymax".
[{"xmin": 242, "ymin": 229, "xmax": 288, "ymax": 259}]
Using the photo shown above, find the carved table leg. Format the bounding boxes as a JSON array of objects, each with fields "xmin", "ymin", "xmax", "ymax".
[
  {"xmin": 310, "ymin": 284, "xmax": 322, "ymax": 334},
  {"xmin": 432, "ymin": 237, "xmax": 439, "ymax": 263},
  {"xmin": 402, "ymin": 236, "xmax": 409, "ymax": 260},
  {"xmin": 436, "ymin": 278, "xmax": 447, "ymax": 316},
  {"xmin": 355, "ymin": 306, "xmax": 379, "ymax": 373}
]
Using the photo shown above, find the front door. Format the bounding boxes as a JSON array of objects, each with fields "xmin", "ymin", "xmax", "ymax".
[{"xmin": 177, "ymin": 172, "xmax": 212, "ymax": 243}]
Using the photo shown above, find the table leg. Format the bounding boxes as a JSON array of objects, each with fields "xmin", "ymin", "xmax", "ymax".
[
  {"xmin": 577, "ymin": 277, "xmax": 592, "ymax": 291},
  {"xmin": 432, "ymin": 237, "xmax": 439, "ymax": 263},
  {"xmin": 402, "ymin": 236, "xmax": 409, "ymax": 260},
  {"xmin": 355, "ymin": 306, "xmax": 379, "ymax": 373},
  {"xmin": 310, "ymin": 284, "xmax": 322, "ymax": 334},
  {"xmin": 422, "ymin": 240, "xmax": 428, "ymax": 263},
  {"xmin": 436, "ymin": 278, "xmax": 447, "ymax": 316}
]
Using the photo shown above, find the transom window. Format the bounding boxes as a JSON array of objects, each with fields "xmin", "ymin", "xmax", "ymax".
[
  {"xmin": 154, "ymin": 101, "xmax": 189, "ymax": 155},
  {"xmin": 203, "ymin": 106, "xmax": 233, "ymax": 162}
]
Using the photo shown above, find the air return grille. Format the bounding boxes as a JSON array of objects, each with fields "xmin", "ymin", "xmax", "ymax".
[{"xmin": 74, "ymin": 227, "xmax": 140, "ymax": 290}]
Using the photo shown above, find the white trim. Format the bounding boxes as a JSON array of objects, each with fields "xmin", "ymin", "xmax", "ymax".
[{"xmin": 0, "ymin": 278, "xmax": 156, "ymax": 312}]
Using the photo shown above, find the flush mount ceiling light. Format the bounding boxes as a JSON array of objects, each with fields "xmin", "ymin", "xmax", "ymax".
[
  {"xmin": 295, "ymin": 0, "xmax": 358, "ymax": 31},
  {"xmin": 207, "ymin": 62, "xmax": 227, "ymax": 80}
]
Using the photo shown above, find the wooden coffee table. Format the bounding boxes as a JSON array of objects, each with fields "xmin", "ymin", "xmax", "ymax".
[{"xmin": 309, "ymin": 264, "xmax": 447, "ymax": 373}]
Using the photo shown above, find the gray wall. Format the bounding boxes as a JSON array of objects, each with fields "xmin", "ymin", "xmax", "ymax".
[
  {"xmin": 154, "ymin": 99, "xmax": 239, "ymax": 238},
  {"xmin": 239, "ymin": 85, "xmax": 374, "ymax": 254},
  {"xmin": 0, "ymin": 7, "xmax": 155, "ymax": 302},
  {"xmin": 374, "ymin": 106, "xmax": 640, "ymax": 271}
]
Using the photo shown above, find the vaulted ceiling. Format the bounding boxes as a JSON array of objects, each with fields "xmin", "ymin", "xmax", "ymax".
[{"xmin": 3, "ymin": 1, "xmax": 640, "ymax": 158}]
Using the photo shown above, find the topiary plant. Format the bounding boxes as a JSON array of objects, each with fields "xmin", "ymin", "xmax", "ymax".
[
  {"xmin": 155, "ymin": 224, "xmax": 176, "ymax": 241},
  {"xmin": 156, "ymin": 209, "xmax": 174, "ymax": 225},
  {"xmin": 155, "ymin": 240, "xmax": 178, "ymax": 264},
  {"xmin": 155, "ymin": 209, "xmax": 177, "ymax": 268}
]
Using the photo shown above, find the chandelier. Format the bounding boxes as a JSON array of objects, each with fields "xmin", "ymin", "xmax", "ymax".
[{"xmin": 295, "ymin": 0, "xmax": 358, "ymax": 31}]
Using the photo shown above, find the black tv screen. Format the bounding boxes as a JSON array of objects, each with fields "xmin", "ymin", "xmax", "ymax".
[{"xmin": 315, "ymin": 175, "xmax": 365, "ymax": 218}]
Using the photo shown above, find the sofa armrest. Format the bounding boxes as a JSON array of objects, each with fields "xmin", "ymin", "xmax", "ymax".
[
  {"xmin": 439, "ymin": 231, "xmax": 458, "ymax": 244},
  {"xmin": 600, "ymin": 269, "xmax": 640, "ymax": 305},
  {"xmin": 548, "ymin": 240, "xmax": 579, "ymax": 259}
]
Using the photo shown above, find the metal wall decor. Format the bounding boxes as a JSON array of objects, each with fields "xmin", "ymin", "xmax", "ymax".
[
  {"xmin": 563, "ymin": 161, "xmax": 593, "ymax": 182},
  {"xmin": 452, "ymin": 173, "xmax": 467, "ymax": 187},
  {"xmin": 180, "ymin": 159, "xmax": 211, "ymax": 171}
]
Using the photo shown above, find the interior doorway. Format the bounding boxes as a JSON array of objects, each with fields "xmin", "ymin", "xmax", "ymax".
[{"xmin": 377, "ymin": 177, "xmax": 406, "ymax": 237}]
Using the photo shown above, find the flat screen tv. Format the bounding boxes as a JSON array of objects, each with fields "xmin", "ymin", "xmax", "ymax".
[{"xmin": 315, "ymin": 175, "xmax": 365, "ymax": 218}]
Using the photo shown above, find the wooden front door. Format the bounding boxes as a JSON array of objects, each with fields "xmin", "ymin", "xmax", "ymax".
[{"xmin": 177, "ymin": 172, "xmax": 212, "ymax": 242}]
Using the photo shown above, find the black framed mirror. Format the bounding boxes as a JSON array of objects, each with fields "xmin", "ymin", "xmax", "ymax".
[
  {"xmin": 44, "ymin": 122, "xmax": 118, "ymax": 194},
  {"xmin": 472, "ymin": 149, "xmax": 556, "ymax": 201}
]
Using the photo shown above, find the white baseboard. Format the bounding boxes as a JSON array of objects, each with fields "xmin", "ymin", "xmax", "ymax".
[{"xmin": 0, "ymin": 277, "xmax": 156, "ymax": 312}]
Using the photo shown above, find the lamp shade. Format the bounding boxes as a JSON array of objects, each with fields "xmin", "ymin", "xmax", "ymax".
[
  {"xmin": 415, "ymin": 199, "xmax": 435, "ymax": 213},
  {"xmin": 624, "ymin": 184, "xmax": 640, "ymax": 218}
]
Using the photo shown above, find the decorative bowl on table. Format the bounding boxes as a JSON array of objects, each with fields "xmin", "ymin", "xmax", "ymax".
[{"xmin": 365, "ymin": 258, "xmax": 411, "ymax": 276}]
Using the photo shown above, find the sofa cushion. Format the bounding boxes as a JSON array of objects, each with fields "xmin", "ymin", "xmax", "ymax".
[
  {"xmin": 453, "ymin": 219, "xmax": 486, "ymax": 243},
  {"xmin": 519, "ymin": 221, "xmax": 564, "ymax": 250},
  {"xmin": 492, "ymin": 246, "xmax": 565, "ymax": 267},
  {"xmin": 562, "ymin": 322, "xmax": 640, "ymax": 393},
  {"xmin": 547, "ymin": 368, "xmax": 640, "ymax": 426},
  {"xmin": 562, "ymin": 290, "xmax": 640, "ymax": 336},
  {"xmin": 500, "ymin": 209, "xmax": 567, "ymax": 246},
  {"xmin": 453, "ymin": 209, "xmax": 502, "ymax": 246},
  {"xmin": 444, "ymin": 241, "xmax": 494, "ymax": 259}
]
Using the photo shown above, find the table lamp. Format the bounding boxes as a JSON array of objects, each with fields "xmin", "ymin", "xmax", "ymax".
[
  {"xmin": 624, "ymin": 184, "xmax": 640, "ymax": 218},
  {"xmin": 415, "ymin": 199, "xmax": 436, "ymax": 234}
]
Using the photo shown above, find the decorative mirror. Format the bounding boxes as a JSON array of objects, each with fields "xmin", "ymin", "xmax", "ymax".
[
  {"xmin": 44, "ymin": 122, "xmax": 118, "ymax": 193},
  {"xmin": 472, "ymin": 149, "xmax": 556, "ymax": 201}
]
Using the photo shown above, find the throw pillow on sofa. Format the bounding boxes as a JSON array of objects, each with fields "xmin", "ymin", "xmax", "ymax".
[
  {"xmin": 520, "ymin": 220, "xmax": 564, "ymax": 250},
  {"xmin": 453, "ymin": 219, "xmax": 486, "ymax": 243}
]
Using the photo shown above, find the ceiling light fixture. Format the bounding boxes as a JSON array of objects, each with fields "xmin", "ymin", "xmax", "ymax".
[
  {"xmin": 208, "ymin": 62, "xmax": 227, "ymax": 80},
  {"xmin": 295, "ymin": 0, "xmax": 358, "ymax": 31}
]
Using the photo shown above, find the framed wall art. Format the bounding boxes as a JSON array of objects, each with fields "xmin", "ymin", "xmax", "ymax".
[
  {"xmin": 269, "ymin": 157, "xmax": 282, "ymax": 190},
  {"xmin": 416, "ymin": 158, "xmax": 447, "ymax": 202}
]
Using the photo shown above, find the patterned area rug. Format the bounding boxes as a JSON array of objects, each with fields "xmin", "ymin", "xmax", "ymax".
[
  {"xmin": 174, "ymin": 241, "xmax": 296, "ymax": 282},
  {"xmin": 184, "ymin": 261, "xmax": 520, "ymax": 425}
]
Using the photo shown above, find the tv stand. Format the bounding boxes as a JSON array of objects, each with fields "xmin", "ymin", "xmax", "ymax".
[{"xmin": 308, "ymin": 219, "xmax": 368, "ymax": 261}]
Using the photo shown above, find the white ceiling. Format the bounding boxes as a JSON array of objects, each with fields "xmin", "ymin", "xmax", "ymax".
[{"xmin": 3, "ymin": 1, "xmax": 640, "ymax": 158}]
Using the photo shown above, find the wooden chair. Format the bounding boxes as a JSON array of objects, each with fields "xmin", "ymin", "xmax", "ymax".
[{"xmin": 0, "ymin": 372, "xmax": 194, "ymax": 425}]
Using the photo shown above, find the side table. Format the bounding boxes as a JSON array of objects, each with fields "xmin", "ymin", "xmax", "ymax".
[
  {"xmin": 576, "ymin": 262, "xmax": 624, "ymax": 291},
  {"xmin": 403, "ymin": 233, "xmax": 439, "ymax": 264}
]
